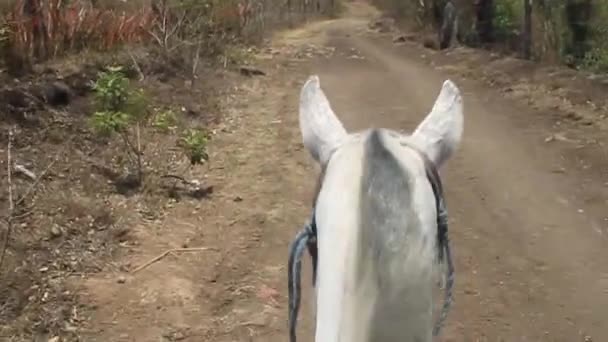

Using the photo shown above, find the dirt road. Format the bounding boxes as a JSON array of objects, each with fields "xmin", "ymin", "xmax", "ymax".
[{"xmin": 75, "ymin": 3, "xmax": 607, "ymax": 341}]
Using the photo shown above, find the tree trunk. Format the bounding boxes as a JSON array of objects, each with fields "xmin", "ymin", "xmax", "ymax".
[
  {"xmin": 521, "ymin": 0, "xmax": 532, "ymax": 59},
  {"xmin": 439, "ymin": 0, "xmax": 458, "ymax": 50},
  {"xmin": 475, "ymin": 0, "xmax": 494, "ymax": 43},
  {"xmin": 566, "ymin": 0, "xmax": 592, "ymax": 61}
]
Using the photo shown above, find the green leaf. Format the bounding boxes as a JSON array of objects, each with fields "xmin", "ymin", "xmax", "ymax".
[{"xmin": 180, "ymin": 129, "xmax": 209, "ymax": 165}]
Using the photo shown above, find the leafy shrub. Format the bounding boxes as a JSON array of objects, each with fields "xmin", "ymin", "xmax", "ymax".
[
  {"xmin": 90, "ymin": 66, "xmax": 149, "ymax": 186},
  {"xmin": 152, "ymin": 109, "xmax": 178, "ymax": 132},
  {"xmin": 180, "ymin": 129, "xmax": 209, "ymax": 165},
  {"xmin": 493, "ymin": 0, "xmax": 519, "ymax": 41}
]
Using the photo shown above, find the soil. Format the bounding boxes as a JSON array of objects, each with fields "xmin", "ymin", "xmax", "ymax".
[{"xmin": 1, "ymin": 1, "xmax": 607, "ymax": 341}]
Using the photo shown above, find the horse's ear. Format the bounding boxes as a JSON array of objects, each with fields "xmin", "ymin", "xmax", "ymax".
[
  {"xmin": 299, "ymin": 75, "xmax": 348, "ymax": 165},
  {"xmin": 411, "ymin": 80, "xmax": 463, "ymax": 169}
]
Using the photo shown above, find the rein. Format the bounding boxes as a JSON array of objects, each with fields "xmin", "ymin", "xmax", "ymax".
[{"xmin": 287, "ymin": 146, "xmax": 455, "ymax": 342}]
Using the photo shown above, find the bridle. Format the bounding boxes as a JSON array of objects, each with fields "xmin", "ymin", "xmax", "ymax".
[{"xmin": 287, "ymin": 142, "xmax": 455, "ymax": 342}]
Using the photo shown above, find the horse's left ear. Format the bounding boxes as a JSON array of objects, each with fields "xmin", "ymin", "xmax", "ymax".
[
  {"xmin": 411, "ymin": 80, "xmax": 464, "ymax": 169},
  {"xmin": 299, "ymin": 75, "xmax": 348, "ymax": 165}
]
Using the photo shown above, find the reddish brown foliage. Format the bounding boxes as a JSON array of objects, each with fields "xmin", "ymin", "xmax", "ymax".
[{"xmin": 2, "ymin": 0, "xmax": 156, "ymax": 63}]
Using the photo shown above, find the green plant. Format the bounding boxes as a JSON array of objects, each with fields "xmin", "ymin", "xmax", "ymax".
[
  {"xmin": 152, "ymin": 109, "xmax": 178, "ymax": 132},
  {"xmin": 92, "ymin": 66, "xmax": 130, "ymax": 112},
  {"xmin": 0, "ymin": 24, "xmax": 9, "ymax": 46},
  {"xmin": 180, "ymin": 129, "xmax": 209, "ymax": 165},
  {"xmin": 580, "ymin": 3, "xmax": 608, "ymax": 72},
  {"xmin": 223, "ymin": 45, "xmax": 251, "ymax": 66},
  {"xmin": 90, "ymin": 110, "xmax": 130, "ymax": 136},
  {"xmin": 494, "ymin": 0, "xmax": 519, "ymax": 40},
  {"xmin": 90, "ymin": 66, "xmax": 149, "ymax": 187},
  {"xmin": 582, "ymin": 47, "xmax": 608, "ymax": 72}
]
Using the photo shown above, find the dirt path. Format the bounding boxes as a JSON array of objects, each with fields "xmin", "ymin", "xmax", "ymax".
[{"xmin": 74, "ymin": 2, "xmax": 608, "ymax": 341}]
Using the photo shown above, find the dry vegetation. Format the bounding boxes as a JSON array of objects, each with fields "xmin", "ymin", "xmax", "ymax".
[
  {"xmin": 372, "ymin": 0, "xmax": 608, "ymax": 72},
  {"xmin": 0, "ymin": 0, "xmax": 340, "ymax": 340}
]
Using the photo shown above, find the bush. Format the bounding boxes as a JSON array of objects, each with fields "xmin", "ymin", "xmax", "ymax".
[
  {"xmin": 582, "ymin": 1, "xmax": 608, "ymax": 71},
  {"xmin": 152, "ymin": 109, "xmax": 178, "ymax": 133},
  {"xmin": 180, "ymin": 129, "xmax": 209, "ymax": 165},
  {"xmin": 493, "ymin": 0, "xmax": 519, "ymax": 40},
  {"xmin": 90, "ymin": 66, "xmax": 149, "ymax": 186},
  {"xmin": 90, "ymin": 65, "xmax": 211, "ymax": 189},
  {"xmin": 373, "ymin": 0, "xmax": 608, "ymax": 71}
]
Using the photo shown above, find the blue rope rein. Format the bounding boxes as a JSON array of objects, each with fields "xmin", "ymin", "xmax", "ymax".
[
  {"xmin": 287, "ymin": 218, "xmax": 315, "ymax": 342},
  {"xmin": 422, "ymin": 148, "xmax": 455, "ymax": 337},
  {"xmin": 432, "ymin": 198, "xmax": 455, "ymax": 337}
]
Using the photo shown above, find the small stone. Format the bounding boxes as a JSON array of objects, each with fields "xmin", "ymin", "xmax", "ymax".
[
  {"xmin": 117, "ymin": 276, "xmax": 126, "ymax": 284},
  {"xmin": 50, "ymin": 226, "xmax": 62, "ymax": 238}
]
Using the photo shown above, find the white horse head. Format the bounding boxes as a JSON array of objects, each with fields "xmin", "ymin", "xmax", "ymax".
[{"xmin": 298, "ymin": 75, "xmax": 463, "ymax": 342}]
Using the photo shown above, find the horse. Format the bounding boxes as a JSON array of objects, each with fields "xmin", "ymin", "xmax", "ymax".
[{"xmin": 288, "ymin": 75, "xmax": 463, "ymax": 342}]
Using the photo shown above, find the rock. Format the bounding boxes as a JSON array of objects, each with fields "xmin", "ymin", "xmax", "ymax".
[
  {"xmin": 1, "ymin": 88, "xmax": 29, "ymax": 108},
  {"xmin": 239, "ymin": 66, "xmax": 266, "ymax": 77},
  {"xmin": 117, "ymin": 276, "xmax": 126, "ymax": 284},
  {"xmin": 369, "ymin": 17, "xmax": 395, "ymax": 33},
  {"xmin": 393, "ymin": 34, "xmax": 415, "ymax": 44},
  {"xmin": 48, "ymin": 337, "xmax": 60, "ymax": 342},
  {"xmin": 423, "ymin": 37, "xmax": 438, "ymax": 50},
  {"xmin": 44, "ymin": 81, "xmax": 71, "ymax": 106},
  {"xmin": 50, "ymin": 226, "xmax": 63, "ymax": 238},
  {"xmin": 393, "ymin": 35, "xmax": 407, "ymax": 43}
]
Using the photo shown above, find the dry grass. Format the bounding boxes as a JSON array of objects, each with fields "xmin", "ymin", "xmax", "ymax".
[{"xmin": 0, "ymin": 0, "xmax": 343, "ymax": 66}]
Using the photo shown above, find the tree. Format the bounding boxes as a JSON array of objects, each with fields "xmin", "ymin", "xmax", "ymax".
[
  {"xmin": 439, "ymin": 0, "xmax": 458, "ymax": 50},
  {"xmin": 521, "ymin": 0, "xmax": 532, "ymax": 59},
  {"xmin": 565, "ymin": 0, "xmax": 592, "ymax": 61},
  {"xmin": 474, "ymin": 0, "xmax": 495, "ymax": 43}
]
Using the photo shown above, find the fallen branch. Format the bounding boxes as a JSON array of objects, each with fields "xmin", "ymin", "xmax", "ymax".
[
  {"xmin": 130, "ymin": 247, "xmax": 219, "ymax": 274},
  {"xmin": 13, "ymin": 163, "xmax": 36, "ymax": 181},
  {"xmin": 0, "ymin": 128, "xmax": 15, "ymax": 274},
  {"xmin": 160, "ymin": 174, "xmax": 200, "ymax": 187}
]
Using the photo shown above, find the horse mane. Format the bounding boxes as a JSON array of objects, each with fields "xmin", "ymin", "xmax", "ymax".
[{"xmin": 358, "ymin": 128, "xmax": 417, "ymax": 286}]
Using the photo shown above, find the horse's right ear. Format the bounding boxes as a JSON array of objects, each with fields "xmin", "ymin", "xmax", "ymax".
[
  {"xmin": 299, "ymin": 75, "xmax": 348, "ymax": 165},
  {"xmin": 411, "ymin": 80, "xmax": 463, "ymax": 169}
]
